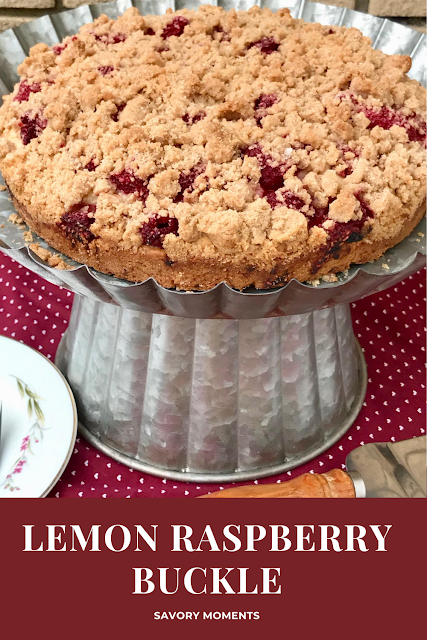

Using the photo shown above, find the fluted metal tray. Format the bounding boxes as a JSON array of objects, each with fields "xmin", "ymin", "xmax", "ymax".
[{"xmin": 0, "ymin": 0, "xmax": 425, "ymax": 320}]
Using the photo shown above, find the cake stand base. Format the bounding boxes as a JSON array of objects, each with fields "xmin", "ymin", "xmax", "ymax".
[{"xmin": 55, "ymin": 297, "xmax": 367, "ymax": 482}]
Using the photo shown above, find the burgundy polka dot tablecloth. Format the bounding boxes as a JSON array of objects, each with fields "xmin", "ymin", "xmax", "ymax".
[{"xmin": 0, "ymin": 251, "xmax": 425, "ymax": 498}]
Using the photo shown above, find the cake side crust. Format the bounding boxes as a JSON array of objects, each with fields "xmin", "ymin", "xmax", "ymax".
[{"xmin": 9, "ymin": 187, "xmax": 425, "ymax": 290}]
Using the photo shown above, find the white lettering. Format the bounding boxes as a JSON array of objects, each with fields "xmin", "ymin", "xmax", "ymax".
[
  {"xmin": 295, "ymin": 525, "xmax": 315, "ymax": 551},
  {"xmin": 172, "ymin": 525, "xmax": 194, "ymax": 552},
  {"xmin": 237, "ymin": 568, "xmax": 258, "ymax": 594},
  {"xmin": 369, "ymin": 525, "xmax": 392, "ymax": 551},
  {"xmin": 246, "ymin": 525, "xmax": 266, "ymax": 551},
  {"xmin": 105, "ymin": 524, "xmax": 131, "ymax": 552},
  {"xmin": 261, "ymin": 568, "xmax": 281, "ymax": 594},
  {"xmin": 159, "ymin": 568, "xmax": 180, "ymax": 594},
  {"xmin": 47, "ymin": 525, "xmax": 66, "ymax": 551},
  {"xmin": 270, "ymin": 525, "xmax": 291, "ymax": 551},
  {"xmin": 70, "ymin": 525, "xmax": 100, "ymax": 551},
  {"xmin": 346, "ymin": 525, "xmax": 368, "ymax": 552},
  {"xmin": 223, "ymin": 525, "xmax": 241, "ymax": 552},
  {"xmin": 23, "ymin": 525, "xmax": 43, "ymax": 551},
  {"xmin": 184, "ymin": 568, "xmax": 207, "ymax": 594},
  {"xmin": 134, "ymin": 525, "xmax": 157, "ymax": 551},
  {"xmin": 196, "ymin": 525, "xmax": 220, "ymax": 552},
  {"xmin": 319, "ymin": 525, "xmax": 342, "ymax": 552},
  {"xmin": 211, "ymin": 568, "xmax": 235, "ymax": 594},
  {"xmin": 133, "ymin": 568, "xmax": 155, "ymax": 594}
]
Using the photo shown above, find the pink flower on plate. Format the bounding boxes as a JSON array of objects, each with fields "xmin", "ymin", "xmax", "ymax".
[
  {"xmin": 13, "ymin": 460, "xmax": 26, "ymax": 474},
  {"xmin": 20, "ymin": 435, "xmax": 30, "ymax": 451},
  {"xmin": 1, "ymin": 377, "xmax": 48, "ymax": 493}
]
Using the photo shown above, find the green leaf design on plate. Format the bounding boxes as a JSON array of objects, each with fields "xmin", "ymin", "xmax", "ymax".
[
  {"xmin": 33, "ymin": 400, "xmax": 44, "ymax": 427},
  {"xmin": 25, "ymin": 386, "xmax": 42, "ymax": 401}
]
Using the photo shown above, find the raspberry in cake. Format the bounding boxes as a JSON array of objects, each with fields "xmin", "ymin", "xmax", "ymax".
[
  {"xmin": 0, "ymin": 5, "xmax": 425, "ymax": 291},
  {"xmin": 59, "ymin": 203, "xmax": 96, "ymax": 244}
]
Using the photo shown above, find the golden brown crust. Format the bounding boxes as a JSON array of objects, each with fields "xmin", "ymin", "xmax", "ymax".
[
  {"xmin": 10, "ymin": 187, "xmax": 425, "ymax": 290},
  {"xmin": 0, "ymin": 5, "xmax": 425, "ymax": 290}
]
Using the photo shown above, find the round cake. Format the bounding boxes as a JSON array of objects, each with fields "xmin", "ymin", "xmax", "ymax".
[{"xmin": 0, "ymin": 5, "xmax": 425, "ymax": 290}]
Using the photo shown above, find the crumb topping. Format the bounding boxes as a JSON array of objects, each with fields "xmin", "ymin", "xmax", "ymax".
[{"xmin": 0, "ymin": 4, "xmax": 425, "ymax": 277}]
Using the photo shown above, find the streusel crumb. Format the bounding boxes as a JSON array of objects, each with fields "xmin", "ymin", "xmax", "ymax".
[
  {"xmin": 8, "ymin": 213, "xmax": 26, "ymax": 229},
  {"xmin": 29, "ymin": 242, "xmax": 69, "ymax": 269},
  {"xmin": 0, "ymin": 5, "xmax": 425, "ymax": 290}
]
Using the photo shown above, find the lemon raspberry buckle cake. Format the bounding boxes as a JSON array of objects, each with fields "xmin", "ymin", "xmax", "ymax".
[{"xmin": 0, "ymin": 5, "xmax": 425, "ymax": 290}]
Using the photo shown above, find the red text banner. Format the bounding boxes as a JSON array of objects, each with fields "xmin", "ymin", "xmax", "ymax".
[{"xmin": 0, "ymin": 498, "xmax": 424, "ymax": 638}]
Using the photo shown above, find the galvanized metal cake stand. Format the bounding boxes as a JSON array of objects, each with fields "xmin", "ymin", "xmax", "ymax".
[
  {"xmin": 0, "ymin": 0, "xmax": 426, "ymax": 481},
  {"xmin": 54, "ymin": 298, "xmax": 366, "ymax": 481}
]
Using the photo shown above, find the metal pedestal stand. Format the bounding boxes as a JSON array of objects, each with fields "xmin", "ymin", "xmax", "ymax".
[{"xmin": 55, "ymin": 297, "xmax": 367, "ymax": 482}]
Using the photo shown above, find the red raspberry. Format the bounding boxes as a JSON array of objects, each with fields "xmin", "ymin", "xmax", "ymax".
[
  {"xmin": 84, "ymin": 159, "xmax": 98, "ymax": 172},
  {"xmin": 254, "ymin": 93, "xmax": 278, "ymax": 126},
  {"xmin": 14, "ymin": 80, "xmax": 41, "ymax": 103},
  {"xmin": 52, "ymin": 43, "xmax": 67, "ymax": 55},
  {"xmin": 98, "ymin": 66, "xmax": 114, "ymax": 76},
  {"xmin": 212, "ymin": 25, "xmax": 230, "ymax": 41},
  {"xmin": 248, "ymin": 37, "xmax": 279, "ymax": 55},
  {"xmin": 244, "ymin": 144, "xmax": 299, "ymax": 207},
  {"xmin": 19, "ymin": 112, "xmax": 47, "ymax": 145},
  {"xmin": 140, "ymin": 215, "xmax": 179, "ymax": 248},
  {"xmin": 59, "ymin": 203, "xmax": 96, "ymax": 244},
  {"xmin": 161, "ymin": 17, "xmax": 189, "ymax": 40},
  {"xmin": 337, "ymin": 144, "xmax": 360, "ymax": 178},
  {"xmin": 354, "ymin": 192, "xmax": 374, "ymax": 221},
  {"xmin": 112, "ymin": 34, "xmax": 126, "ymax": 43},
  {"xmin": 95, "ymin": 33, "xmax": 127, "ymax": 45},
  {"xmin": 182, "ymin": 111, "xmax": 206, "ymax": 125},
  {"xmin": 255, "ymin": 94, "xmax": 278, "ymax": 111},
  {"xmin": 309, "ymin": 193, "xmax": 374, "ymax": 274},
  {"xmin": 109, "ymin": 169, "xmax": 151, "ymax": 204},
  {"xmin": 264, "ymin": 189, "xmax": 305, "ymax": 210},
  {"xmin": 307, "ymin": 204, "xmax": 329, "ymax": 230},
  {"xmin": 365, "ymin": 106, "xmax": 425, "ymax": 143},
  {"xmin": 281, "ymin": 190, "xmax": 305, "ymax": 210},
  {"xmin": 245, "ymin": 144, "xmax": 287, "ymax": 192},
  {"xmin": 364, "ymin": 105, "xmax": 401, "ymax": 130},
  {"xmin": 308, "ymin": 193, "xmax": 373, "ymax": 240},
  {"xmin": 111, "ymin": 103, "xmax": 126, "ymax": 122},
  {"xmin": 174, "ymin": 162, "xmax": 208, "ymax": 203},
  {"xmin": 348, "ymin": 96, "xmax": 426, "ymax": 144}
]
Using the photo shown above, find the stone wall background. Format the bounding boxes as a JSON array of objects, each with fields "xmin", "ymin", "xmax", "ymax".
[{"xmin": 0, "ymin": 0, "xmax": 425, "ymax": 34}]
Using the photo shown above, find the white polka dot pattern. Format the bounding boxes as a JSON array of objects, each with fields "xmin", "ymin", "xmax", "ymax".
[{"xmin": 0, "ymin": 253, "xmax": 425, "ymax": 497}]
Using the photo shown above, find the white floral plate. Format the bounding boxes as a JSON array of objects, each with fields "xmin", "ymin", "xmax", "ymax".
[{"xmin": 0, "ymin": 335, "xmax": 77, "ymax": 497}]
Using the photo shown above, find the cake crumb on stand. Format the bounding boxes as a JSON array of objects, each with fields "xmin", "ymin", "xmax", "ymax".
[
  {"xmin": 29, "ymin": 242, "xmax": 70, "ymax": 270},
  {"xmin": 8, "ymin": 213, "xmax": 26, "ymax": 229},
  {"xmin": 321, "ymin": 274, "xmax": 339, "ymax": 283}
]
